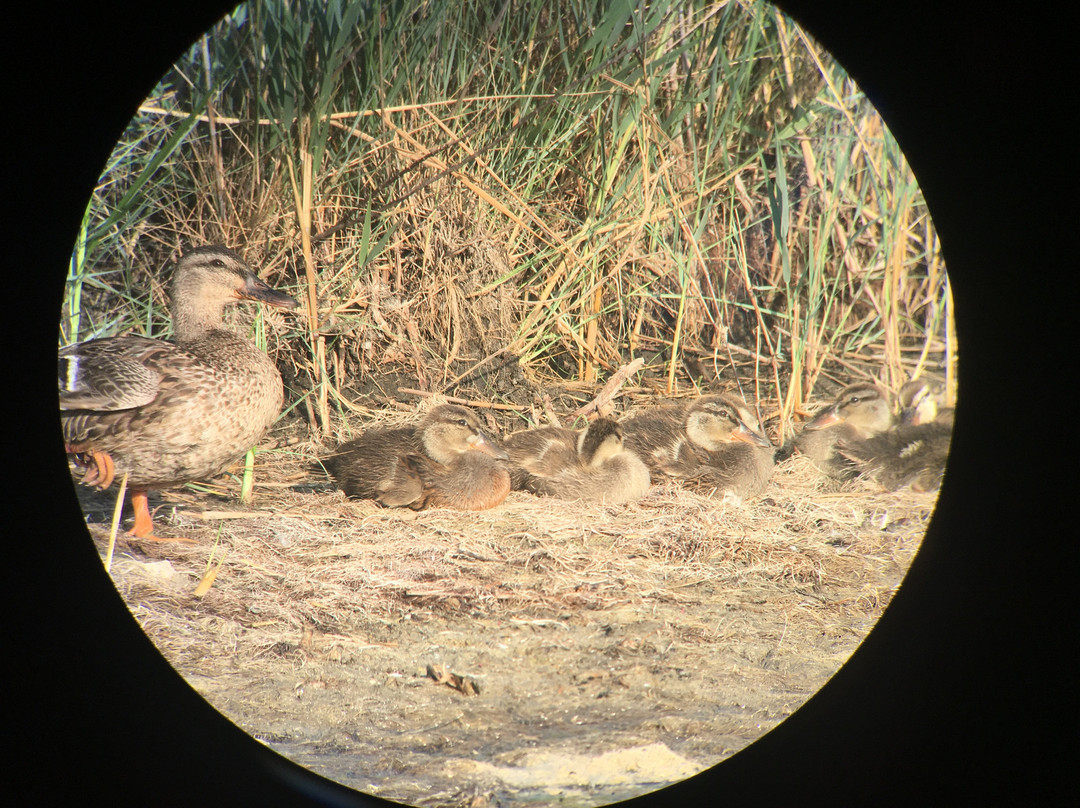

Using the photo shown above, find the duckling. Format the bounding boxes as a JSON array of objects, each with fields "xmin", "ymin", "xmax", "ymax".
[
  {"xmin": 841, "ymin": 379, "xmax": 954, "ymax": 492},
  {"xmin": 786, "ymin": 383, "xmax": 893, "ymax": 479},
  {"xmin": 60, "ymin": 246, "xmax": 298, "ymax": 540},
  {"xmin": 620, "ymin": 393, "xmax": 775, "ymax": 501},
  {"xmin": 324, "ymin": 404, "xmax": 511, "ymax": 510},
  {"xmin": 898, "ymin": 378, "xmax": 955, "ymax": 427},
  {"xmin": 510, "ymin": 418, "xmax": 651, "ymax": 504}
]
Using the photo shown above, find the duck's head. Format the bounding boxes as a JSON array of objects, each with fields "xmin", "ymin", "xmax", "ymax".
[
  {"xmin": 898, "ymin": 378, "xmax": 946, "ymax": 426},
  {"xmin": 577, "ymin": 418, "xmax": 625, "ymax": 467},
  {"xmin": 685, "ymin": 394, "xmax": 772, "ymax": 451},
  {"xmin": 419, "ymin": 405, "xmax": 509, "ymax": 464},
  {"xmin": 804, "ymin": 383, "xmax": 892, "ymax": 438},
  {"xmin": 172, "ymin": 246, "xmax": 298, "ymax": 337}
]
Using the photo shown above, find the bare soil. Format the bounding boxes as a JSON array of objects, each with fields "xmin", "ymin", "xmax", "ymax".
[{"xmin": 74, "ymin": 429, "xmax": 934, "ymax": 808}]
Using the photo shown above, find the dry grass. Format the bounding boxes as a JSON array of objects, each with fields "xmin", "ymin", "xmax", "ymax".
[
  {"xmin": 74, "ymin": 406, "xmax": 936, "ymax": 805},
  {"xmin": 86, "ymin": 434, "xmax": 930, "ymax": 683}
]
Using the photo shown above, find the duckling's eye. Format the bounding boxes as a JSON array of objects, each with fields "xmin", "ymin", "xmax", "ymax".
[
  {"xmin": 211, "ymin": 259, "xmax": 226, "ymax": 268},
  {"xmin": 457, "ymin": 418, "xmax": 469, "ymax": 427}
]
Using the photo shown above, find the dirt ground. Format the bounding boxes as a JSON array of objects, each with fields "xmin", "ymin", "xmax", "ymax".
[{"xmin": 74, "ymin": 428, "xmax": 935, "ymax": 808}]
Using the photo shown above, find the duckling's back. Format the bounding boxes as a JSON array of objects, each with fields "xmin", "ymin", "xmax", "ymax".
[
  {"xmin": 504, "ymin": 425, "xmax": 580, "ymax": 479},
  {"xmin": 619, "ymin": 405, "xmax": 690, "ymax": 473},
  {"xmin": 678, "ymin": 441, "xmax": 775, "ymax": 501},
  {"xmin": 324, "ymin": 427, "xmax": 423, "ymax": 504},
  {"xmin": 521, "ymin": 450, "xmax": 650, "ymax": 504},
  {"xmin": 517, "ymin": 418, "xmax": 651, "ymax": 504},
  {"xmin": 841, "ymin": 421, "xmax": 952, "ymax": 492}
]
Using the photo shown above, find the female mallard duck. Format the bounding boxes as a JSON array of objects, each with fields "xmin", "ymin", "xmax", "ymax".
[
  {"xmin": 785, "ymin": 382, "xmax": 893, "ymax": 479},
  {"xmin": 505, "ymin": 418, "xmax": 651, "ymax": 504},
  {"xmin": 840, "ymin": 379, "xmax": 954, "ymax": 492},
  {"xmin": 324, "ymin": 404, "xmax": 511, "ymax": 511},
  {"xmin": 59, "ymin": 245, "xmax": 298, "ymax": 540},
  {"xmin": 619, "ymin": 393, "xmax": 775, "ymax": 502}
]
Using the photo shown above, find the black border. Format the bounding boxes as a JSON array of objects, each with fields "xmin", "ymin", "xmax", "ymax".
[{"xmin": 7, "ymin": 1, "xmax": 1072, "ymax": 805}]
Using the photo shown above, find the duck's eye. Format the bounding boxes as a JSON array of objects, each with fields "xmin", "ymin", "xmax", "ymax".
[
  {"xmin": 211, "ymin": 259, "xmax": 226, "ymax": 268},
  {"xmin": 457, "ymin": 419, "xmax": 469, "ymax": 427}
]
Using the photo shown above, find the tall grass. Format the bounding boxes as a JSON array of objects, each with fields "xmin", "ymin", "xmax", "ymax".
[{"xmin": 60, "ymin": 0, "xmax": 954, "ymax": 438}]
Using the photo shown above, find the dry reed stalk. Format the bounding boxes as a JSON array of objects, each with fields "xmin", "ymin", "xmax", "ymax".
[
  {"xmin": 104, "ymin": 472, "xmax": 128, "ymax": 574},
  {"xmin": 192, "ymin": 558, "xmax": 224, "ymax": 598},
  {"xmin": 944, "ymin": 276, "xmax": 958, "ymax": 408},
  {"xmin": 569, "ymin": 357, "xmax": 645, "ymax": 420},
  {"xmin": 287, "ymin": 124, "xmax": 329, "ymax": 435},
  {"xmin": 396, "ymin": 388, "xmax": 521, "ymax": 411}
]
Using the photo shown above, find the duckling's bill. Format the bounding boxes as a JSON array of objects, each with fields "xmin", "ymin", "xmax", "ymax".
[
  {"xmin": 467, "ymin": 431, "xmax": 510, "ymax": 460},
  {"xmin": 803, "ymin": 407, "xmax": 840, "ymax": 431},
  {"xmin": 730, "ymin": 421, "xmax": 772, "ymax": 448}
]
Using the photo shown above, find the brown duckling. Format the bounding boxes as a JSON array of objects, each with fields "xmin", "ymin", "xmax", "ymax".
[
  {"xmin": 60, "ymin": 246, "xmax": 298, "ymax": 540},
  {"xmin": 620, "ymin": 393, "xmax": 775, "ymax": 502},
  {"xmin": 786, "ymin": 383, "xmax": 893, "ymax": 479},
  {"xmin": 841, "ymin": 379, "xmax": 954, "ymax": 492},
  {"xmin": 324, "ymin": 404, "xmax": 511, "ymax": 510},
  {"xmin": 509, "ymin": 418, "xmax": 651, "ymax": 504},
  {"xmin": 898, "ymin": 378, "xmax": 955, "ymax": 427}
]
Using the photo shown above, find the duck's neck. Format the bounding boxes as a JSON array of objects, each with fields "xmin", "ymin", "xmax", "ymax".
[
  {"xmin": 587, "ymin": 437, "xmax": 622, "ymax": 467},
  {"xmin": 171, "ymin": 295, "xmax": 230, "ymax": 344}
]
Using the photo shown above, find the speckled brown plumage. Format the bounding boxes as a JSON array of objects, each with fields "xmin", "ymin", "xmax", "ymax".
[
  {"xmin": 620, "ymin": 393, "xmax": 775, "ymax": 501},
  {"xmin": 836, "ymin": 379, "xmax": 953, "ymax": 491},
  {"xmin": 324, "ymin": 404, "xmax": 510, "ymax": 511},
  {"xmin": 59, "ymin": 245, "xmax": 297, "ymax": 539},
  {"xmin": 507, "ymin": 418, "xmax": 651, "ymax": 504}
]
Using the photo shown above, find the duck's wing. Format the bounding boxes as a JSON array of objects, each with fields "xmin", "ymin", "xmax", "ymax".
[
  {"xmin": 504, "ymin": 427, "xmax": 579, "ymax": 475},
  {"xmin": 378, "ymin": 453, "xmax": 427, "ymax": 508},
  {"xmin": 522, "ymin": 451, "xmax": 650, "ymax": 504},
  {"xmin": 58, "ymin": 337, "xmax": 167, "ymax": 411},
  {"xmin": 840, "ymin": 423, "xmax": 952, "ymax": 491},
  {"xmin": 647, "ymin": 438, "xmax": 704, "ymax": 478},
  {"xmin": 679, "ymin": 443, "xmax": 774, "ymax": 499},
  {"xmin": 619, "ymin": 411, "xmax": 683, "ymax": 469},
  {"xmin": 323, "ymin": 427, "xmax": 423, "ymax": 503}
]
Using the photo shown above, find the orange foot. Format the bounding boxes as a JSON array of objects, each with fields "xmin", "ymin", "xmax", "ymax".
[
  {"xmin": 127, "ymin": 490, "xmax": 195, "ymax": 543},
  {"xmin": 71, "ymin": 448, "xmax": 116, "ymax": 489}
]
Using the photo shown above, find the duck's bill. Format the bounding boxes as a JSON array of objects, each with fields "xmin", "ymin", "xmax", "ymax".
[
  {"xmin": 803, "ymin": 407, "xmax": 840, "ymax": 431},
  {"xmin": 468, "ymin": 431, "xmax": 510, "ymax": 460},
  {"xmin": 237, "ymin": 275, "xmax": 299, "ymax": 309},
  {"xmin": 730, "ymin": 421, "xmax": 773, "ymax": 448}
]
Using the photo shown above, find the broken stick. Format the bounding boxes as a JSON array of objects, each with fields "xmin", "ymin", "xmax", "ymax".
[
  {"xmin": 395, "ymin": 388, "xmax": 520, "ymax": 411},
  {"xmin": 569, "ymin": 357, "xmax": 645, "ymax": 420}
]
